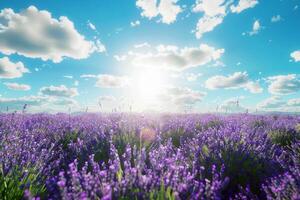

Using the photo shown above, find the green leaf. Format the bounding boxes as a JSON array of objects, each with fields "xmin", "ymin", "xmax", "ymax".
[
  {"xmin": 202, "ymin": 145, "xmax": 210, "ymax": 156},
  {"xmin": 117, "ymin": 166, "xmax": 123, "ymax": 182}
]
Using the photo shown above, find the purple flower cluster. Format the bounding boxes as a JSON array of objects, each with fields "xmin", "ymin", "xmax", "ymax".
[{"xmin": 0, "ymin": 113, "xmax": 299, "ymax": 199}]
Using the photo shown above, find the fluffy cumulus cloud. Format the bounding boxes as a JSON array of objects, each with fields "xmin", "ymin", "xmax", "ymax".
[
  {"xmin": 287, "ymin": 98, "xmax": 300, "ymax": 107},
  {"xmin": 291, "ymin": 50, "xmax": 300, "ymax": 62},
  {"xmin": 220, "ymin": 97, "xmax": 247, "ymax": 113},
  {"xmin": 81, "ymin": 73, "xmax": 130, "ymax": 88},
  {"xmin": 51, "ymin": 98, "xmax": 78, "ymax": 106},
  {"xmin": 193, "ymin": 0, "xmax": 227, "ymax": 16},
  {"xmin": 205, "ymin": 72, "xmax": 263, "ymax": 93},
  {"xmin": 4, "ymin": 82, "xmax": 31, "ymax": 91},
  {"xmin": 249, "ymin": 20, "xmax": 261, "ymax": 35},
  {"xmin": 0, "ymin": 6, "xmax": 104, "ymax": 63},
  {"xmin": 40, "ymin": 85, "xmax": 79, "ymax": 97},
  {"xmin": 230, "ymin": 0, "xmax": 258, "ymax": 13},
  {"xmin": 0, "ymin": 57, "xmax": 29, "ymax": 79},
  {"xmin": 258, "ymin": 96, "xmax": 300, "ymax": 111},
  {"xmin": 130, "ymin": 20, "xmax": 141, "ymax": 27},
  {"xmin": 267, "ymin": 74, "xmax": 300, "ymax": 95},
  {"xmin": 115, "ymin": 44, "xmax": 224, "ymax": 71},
  {"xmin": 257, "ymin": 96, "xmax": 285, "ymax": 109},
  {"xmin": 134, "ymin": 42, "xmax": 151, "ymax": 49},
  {"xmin": 195, "ymin": 15, "xmax": 224, "ymax": 39},
  {"xmin": 136, "ymin": 0, "xmax": 182, "ymax": 24},
  {"xmin": 0, "ymin": 95, "xmax": 78, "ymax": 111},
  {"xmin": 271, "ymin": 15, "xmax": 281, "ymax": 23},
  {"xmin": 193, "ymin": 0, "xmax": 227, "ymax": 39},
  {"xmin": 246, "ymin": 81, "xmax": 263, "ymax": 93},
  {"xmin": 192, "ymin": 0, "xmax": 259, "ymax": 38},
  {"xmin": 186, "ymin": 73, "xmax": 202, "ymax": 81},
  {"xmin": 99, "ymin": 95, "xmax": 117, "ymax": 102},
  {"xmin": 160, "ymin": 86, "xmax": 206, "ymax": 105},
  {"xmin": 87, "ymin": 21, "xmax": 96, "ymax": 30},
  {"xmin": 0, "ymin": 95, "xmax": 48, "ymax": 109},
  {"xmin": 80, "ymin": 74, "xmax": 98, "ymax": 79},
  {"xmin": 95, "ymin": 74, "xmax": 130, "ymax": 88},
  {"xmin": 63, "ymin": 75, "xmax": 73, "ymax": 79}
]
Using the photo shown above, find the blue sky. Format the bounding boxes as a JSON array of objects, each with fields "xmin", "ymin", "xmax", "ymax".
[{"xmin": 0, "ymin": 0, "xmax": 299, "ymax": 113}]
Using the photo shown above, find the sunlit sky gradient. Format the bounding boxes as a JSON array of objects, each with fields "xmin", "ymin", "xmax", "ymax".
[{"xmin": 0, "ymin": 0, "xmax": 300, "ymax": 113}]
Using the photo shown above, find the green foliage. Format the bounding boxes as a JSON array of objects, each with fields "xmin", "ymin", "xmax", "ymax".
[
  {"xmin": 252, "ymin": 120, "xmax": 267, "ymax": 128},
  {"xmin": 202, "ymin": 144, "xmax": 210, "ymax": 157},
  {"xmin": 162, "ymin": 127, "xmax": 193, "ymax": 148},
  {"xmin": 295, "ymin": 124, "xmax": 300, "ymax": 134},
  {"xmin": 117, "ymin": 181, "xmax": 175, "ymax": 200},
  {"xmin": 0, "ymin": 166, "xmax": 46, "ymax": 200},
  {"xmin": 268, "ymin": 128, "xmax": 299, "ymax": 147},
  {"xmin": 195, "ymin": 120, "xmax": 224, "ymax": 132},
  {"xmin": 203, "ymin": 120, "xmax": 223, "ymax": 130},
  {"xmin": 60, "ymin": 130, "xmax": 81, "ymax": 150},
  {"xmin": 220, "ymin": 149, "xmax": 268, "ymax": 196},
  {"xmin": 116, "ymin": 166, "xmax": 123, "ymax": 182},
  {"xmin": 113, "ymin": 131, "xmax": 141, "ymax": 157},
  {"xmin": 93, "ymin": 137, "xmax": 110, "ymax": 164},
  {"xmin": 197, "ymin": 142, "xmax": 275, "ymax": 197},
  {"xmin": 150, "ymin": 182, "xmax": 175, "ymax": 200}
]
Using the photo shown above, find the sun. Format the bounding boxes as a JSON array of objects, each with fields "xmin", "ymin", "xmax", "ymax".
[{"xmin": 131, "ymin": 68, "xmax": 167, "ymax": 110}]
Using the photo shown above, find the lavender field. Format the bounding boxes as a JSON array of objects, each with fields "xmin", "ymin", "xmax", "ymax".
[{"xmin": 0, "ymin": 113, "xmax": 299, "ymax": 200}]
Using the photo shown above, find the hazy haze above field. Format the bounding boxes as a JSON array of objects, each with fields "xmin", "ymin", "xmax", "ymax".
[{"xmin": 0, "ymin": 0, "xmax": 299, "ymax": 113}]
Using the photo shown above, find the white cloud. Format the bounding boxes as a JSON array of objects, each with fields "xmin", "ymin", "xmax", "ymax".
[
  {"xmin": 160, "ymin": 86, "xmax": 206, "ymax": 105},
  {"xmin": 136, "ymin": 0, "xmax": 182, "ymax": 24},
  {"xmin": 80, "ymin": 74, "xmax": 98, "ymax": 79},
  {"xmin": 211, "ymin": 60, "xmax": 226, "ymax": 67},
  {"xmin": 4, "ymin": 82, "xmax": 31, "ymax": 91},
  {"xmin": 94, "ymin": 39, "xmax": 106, "ymax": 53},
  {"xmin": 193, "ymin": 0, "xmax": 227, "ymax": 17},
  {"xmin": 73, "ymin": 80, "xmax": 79, "ymax": 86},
  {"xmin": 114, "ymin": 55, "xmax": 128, "ymax": 61},
  {"xmin": 0, "ymin": 95, "xmax": 48, "ymax": 109},
  {"xmin": 0, "ymin": 6, "xmax": 104, "ymax": 63},
  {"xmin": 220, "ymin": 97, "xmax": 247, "ymax": 112},
  {"xmin": 115, "ymin": 44, "xmax": 224, "ymax": 71},
  {"xmin": 99, "ymin": 95, "xmax": 117, "ymax": 102},
  {"xmin": 0, "ymin": 57, "xmax": 29, "ymax": 79},
  {"xmin": 130, "ymin": 20, "xmax": 141, "ymax": 27},
  {"xmin": 186, "ymin": 73, "xmax": 202, "ymax": 81},
  {"xmin": 192, "ymin": 0, "xmax": 231, "ymax": 39},
  {"xmin": 63, "ymin": 75, "xmax": 73, "ymax": 79},
  {"xmin": 192, "ymin": 0, "xmax": 259, "ymax": 38},
  {"xmin": 271, "ymin": 15, "xmax": 281, "ymax": 23},
  {"xmin": 136, "ymin": 0, "xmax": 158, "ymax": 19},
  {"xmin": 134, "ymin": 42, "xmax": 151, "ymax": 49},
  {"xmin": 230, "ymin": 0, "xmax": 258, "ymax": 13},
  {"xmin": 257, "ymin": 96, "xmax": 285, "ymax": 109},
  {"xmin": 40, "ymin": 85, "xmax": 79, "ymax": 97},
  {"xmin": 258, "ymin": 96, "xmax": 300, "ymax": 111},
  {"xmin": 195, "ymin": 15, "xmax": 224, "ymax": 39},
  {"xmin": 246, "ymin": 81, "xmax": 263, "ymax": 93},
  {"xmin": 287, "ymin": 98, "xmax": 300, "ymax": 107},
  {"xmin": 51, "ymin": 98, "xmax": 78, "ymax": 106},
  {"xmin": 95, "ymin": 74, "xmax": 130, "ymax": 88},
  {"xmin": 206, "ymin": 72, "xmax": 248, "ymax": 89},
  {"xmin": 249, "ymin": 20, "xmax": 261, "ymax": 35},
  {"xmin": 87, "ymin": 21, "xmax": 96, "ymax": 30},
  {"xmin": 267, "ymin": 74, "xmax": 300, "ymax": 95},
  {"xmin": 205, "ymin": 72, "xmax": 263, "ymax": 93},
  {"xmin": 0, "ymin": 95, "xmax": 78, "ymax": 111},
  {"xmin": 291, "ymin": 50, "xmax": 300, "ymax": 62}
]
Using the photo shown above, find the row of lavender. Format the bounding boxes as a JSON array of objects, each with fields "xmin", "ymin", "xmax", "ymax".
[{"xmin": 0, "ymin": 113, "xmax": 299, "ymax": 199}]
